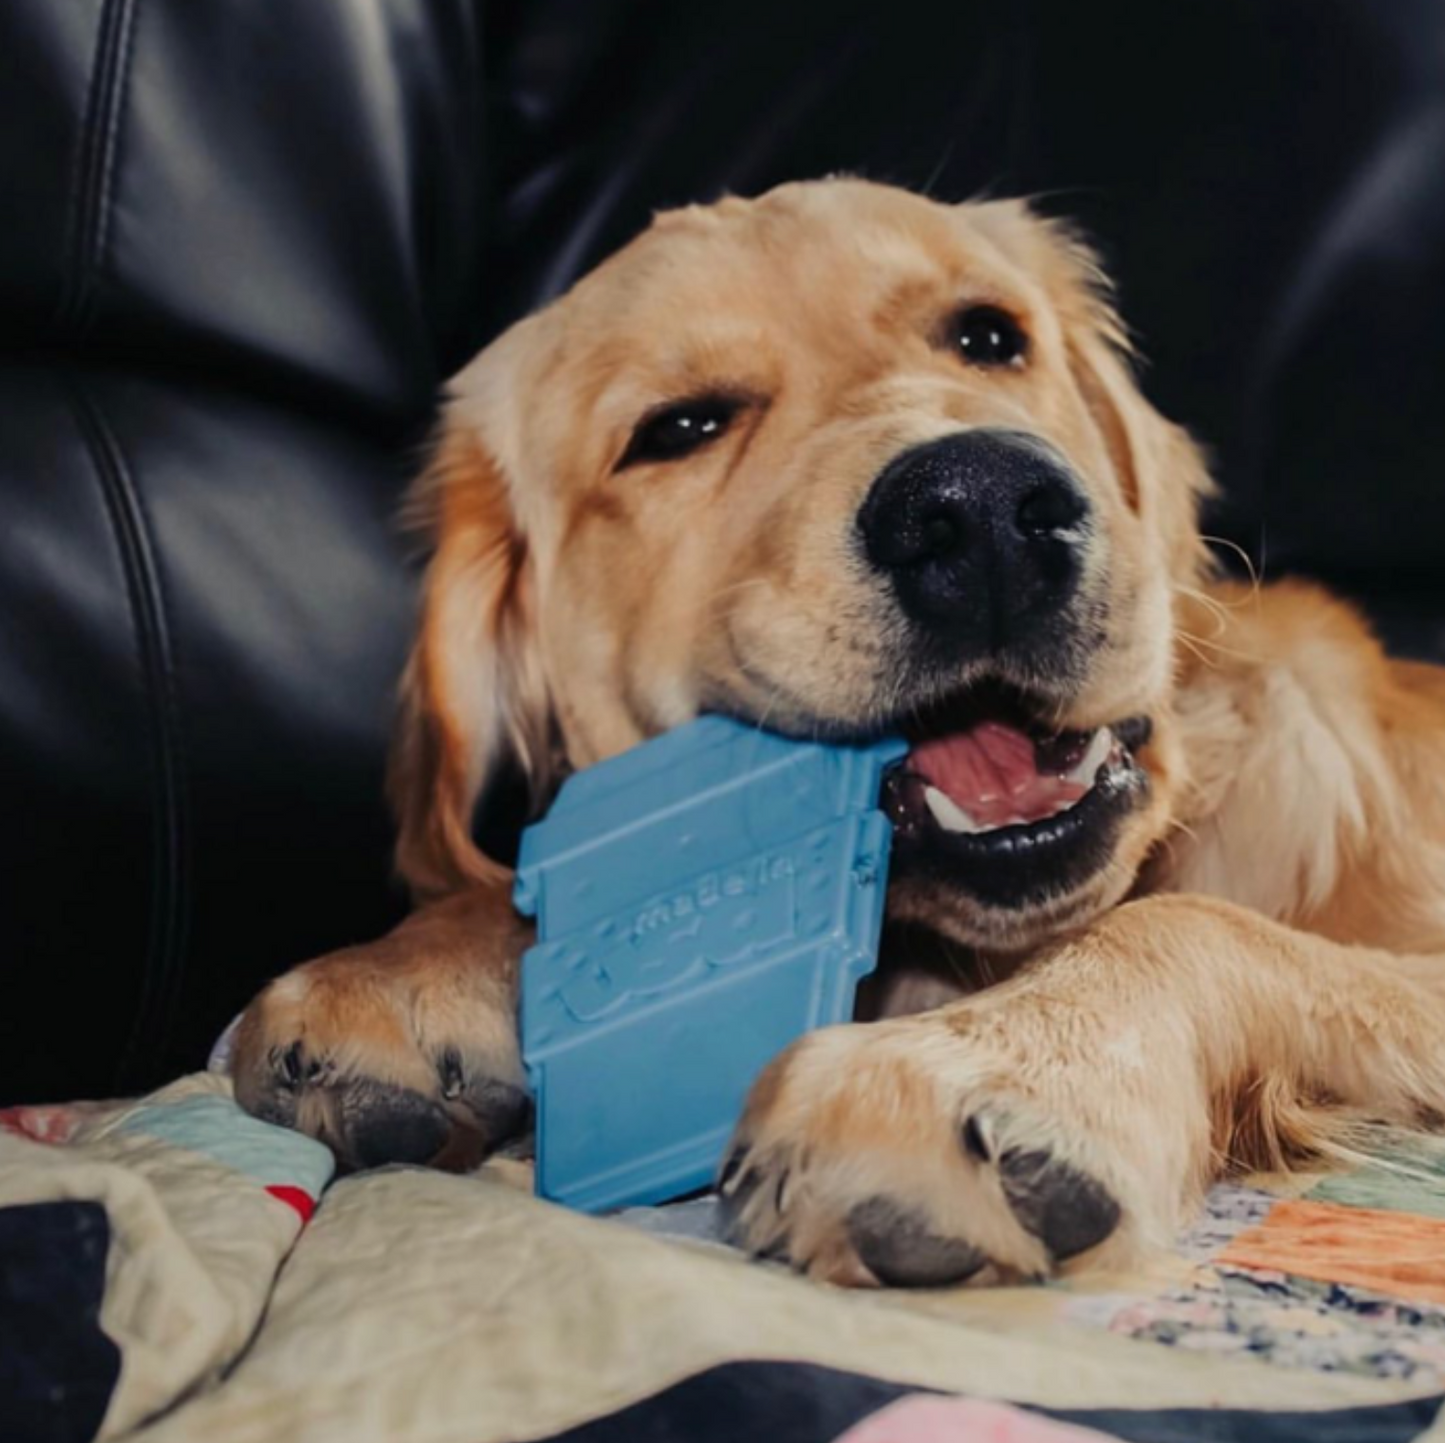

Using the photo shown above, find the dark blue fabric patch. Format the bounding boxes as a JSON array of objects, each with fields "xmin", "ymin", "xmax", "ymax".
[
  {"xmin": 533, "ymin": 1358, "xmax": 1445, "ymax": 1443},
  {"xmin": 0, "ymin": 1200, "xmax": 121, "ymax": 1443}
]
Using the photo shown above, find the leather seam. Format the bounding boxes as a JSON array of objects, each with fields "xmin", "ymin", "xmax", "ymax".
[
  {"xmin": 56, "ymin": 0, "xmax": 140, "ymax": 338},
  {"xmin": 68, "ymin": 378, "xmax": 191, "ymax": 1091}
]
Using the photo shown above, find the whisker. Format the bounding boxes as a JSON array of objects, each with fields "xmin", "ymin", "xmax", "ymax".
[
  {"xmin": 701, "ymin": 576, "xmax": 772, "ymax": 619},
  {"xmin": 1201, "ymin": 534, "xmax": 1264, "ymax": 594},
  {"xmin": 1175, "ymin": 626, "xmax": 1261, "ymax": 666},
  {"xmin": 1175, "ymin": 584, "xmax": 1234, "ymax": 641},
  {"xmin": 1174, "ymin": 631, "xmax": 1219, "ymax": 670},
  {"xmin": 970, "ymin": 947, "xmax": 998, "ymax": 990}
]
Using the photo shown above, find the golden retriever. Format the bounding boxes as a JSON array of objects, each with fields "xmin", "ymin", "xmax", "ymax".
[{"xmin": 233, "ymin": 179, "xmax": 1445, "ymax": 1287}]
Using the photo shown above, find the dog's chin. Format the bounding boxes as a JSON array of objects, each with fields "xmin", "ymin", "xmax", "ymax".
[
  {"xmin": 870, "ymin": 680, "xmax": 1153, "ymax": 951},
  {"xmin": 882, "ymin": 859, "xmax": 1137, "ymax": 955}
]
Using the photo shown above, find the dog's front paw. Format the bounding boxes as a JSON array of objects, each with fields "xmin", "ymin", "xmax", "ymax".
[
  {"xmin": 720, "ymin": 1006, "xmax": 1190, "ymax": 1287},
  {"xmin": 231, "ymin": 898, "xmax": 531, "ymax": 1172}
]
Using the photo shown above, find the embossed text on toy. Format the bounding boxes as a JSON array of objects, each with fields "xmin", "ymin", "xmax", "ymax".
[{"xmin": 560, "ymin": 855, "xmax": 797, "ymax": 1020}]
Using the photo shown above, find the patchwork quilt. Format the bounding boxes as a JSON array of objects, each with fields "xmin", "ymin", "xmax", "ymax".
[{"xmin": 5, "ymin": 1073, "xmax": 1445, "ymax": 1443}]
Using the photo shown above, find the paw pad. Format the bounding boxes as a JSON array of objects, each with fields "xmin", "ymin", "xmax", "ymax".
[
  {"xmin": 846, "ymin": 1197, "xmax": 987, "ymax": 1287},
  {"xmin": 996, "ymin": 1146, "xmax": 1121, "ymax": 1261},
  {"xmin": 335, "ymin": 1080, "xmax": 450, "ymax": 1171}
]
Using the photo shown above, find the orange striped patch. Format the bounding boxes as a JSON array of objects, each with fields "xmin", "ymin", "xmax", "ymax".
[{"xmin": 1220, "ymin": 1199, "xmax": 1445, "ymax": 1304}]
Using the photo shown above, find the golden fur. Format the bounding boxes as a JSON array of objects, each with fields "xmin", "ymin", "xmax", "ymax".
[{"xmin": 234, "ymin": 179, "xmax": 1445, "ymax": 1286}]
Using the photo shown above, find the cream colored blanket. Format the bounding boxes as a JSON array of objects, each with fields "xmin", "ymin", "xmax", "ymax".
[{"xmin": 4, "ymin": 1073, "xmax": 1445, "ymax": 1443}]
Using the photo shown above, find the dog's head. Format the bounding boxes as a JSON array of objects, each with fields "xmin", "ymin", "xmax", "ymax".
[{"xmin": 391, "ymin": 179, "xmax": 1212, "ymax": 953}]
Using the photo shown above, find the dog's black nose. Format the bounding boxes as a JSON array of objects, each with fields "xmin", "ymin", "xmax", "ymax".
[{"xmin": 857, "ymin": 430, "xmax": 1090, "ymax": 649}]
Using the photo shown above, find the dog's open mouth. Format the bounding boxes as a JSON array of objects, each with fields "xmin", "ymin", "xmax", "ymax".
[{"xmin": 883, "ymin": 687, "xmax": 1151, "ymax": 906}]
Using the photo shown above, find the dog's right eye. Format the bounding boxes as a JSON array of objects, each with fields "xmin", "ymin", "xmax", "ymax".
[{"xmin": 617, "ymin": 397, "xmax": 739, "ymax": 469}]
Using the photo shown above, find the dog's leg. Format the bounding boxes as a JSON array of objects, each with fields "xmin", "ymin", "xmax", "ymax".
[
  {"xmin": 724, "ymin": 893, "xmax": 1445, "ymax": 1286},
  {"xmin": 231, "ymin": 885, "xmax": 532, "ymax": 1171}
]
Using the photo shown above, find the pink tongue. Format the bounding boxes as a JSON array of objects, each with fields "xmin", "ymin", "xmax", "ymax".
[{"xmin": 911, "ymin": 721, "xmax": 1088, "ymax": 828}]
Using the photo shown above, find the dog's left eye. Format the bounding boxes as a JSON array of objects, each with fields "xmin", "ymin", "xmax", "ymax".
[
  {"xmin": 618, "ymin": 397, "xmax": 739, "ymax": 469},
  {"xmin": 954, "ymin": 305, "xmax": 1028, "ymax": 367}
]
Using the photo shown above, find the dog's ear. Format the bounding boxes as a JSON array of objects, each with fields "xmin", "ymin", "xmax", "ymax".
[
  {"xmin": 1061, "ymin": 291, "xmax": 1216, "ymax": 588},
  {"xmin": 387, "ymin": 411, "xmax": 553, "ymax": 902},
  {"xmin": 971, "ymin": 200, "xmax": 1216, "ymax": 585}
]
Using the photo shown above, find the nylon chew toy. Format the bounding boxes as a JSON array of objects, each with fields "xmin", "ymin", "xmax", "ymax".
[{"xmin": 515, "ymin": 716, "xmax": 906, "ymax": 1212}]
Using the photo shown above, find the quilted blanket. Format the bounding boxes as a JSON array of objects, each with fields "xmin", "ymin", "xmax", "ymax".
[{"xmin": 5, "ymin": 1073, "xmax": 1445, "ymax": 1443}]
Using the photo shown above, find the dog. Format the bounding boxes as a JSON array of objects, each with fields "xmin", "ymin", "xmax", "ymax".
[{"xmin": 233, "ymin": 178, "xmax": 1445, "ymax": 1287}]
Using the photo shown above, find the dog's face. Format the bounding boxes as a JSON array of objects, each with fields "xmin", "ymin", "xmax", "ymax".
[{"xmin": 394, "ymin": 180, "xmax": 1211, "ymax": 953}]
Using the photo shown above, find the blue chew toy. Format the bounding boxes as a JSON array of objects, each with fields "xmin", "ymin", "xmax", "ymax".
[{"xmin": 514, "ymin": 715, "xmax": 906, "ymax": 1213}]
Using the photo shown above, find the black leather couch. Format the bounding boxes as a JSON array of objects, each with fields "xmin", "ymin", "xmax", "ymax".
[{"xmin": 5, "ymin": 0, "xmax": 1445, "ymax": 1105}]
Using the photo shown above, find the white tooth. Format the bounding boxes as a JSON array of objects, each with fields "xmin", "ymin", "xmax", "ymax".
[
  {"xmin": 1065, "ymin": 727, "xmax": 1114, "ymax": 786},
  {"xmin": 924, "ymin": 785, "xmax": 983, "ymax": 834}
]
